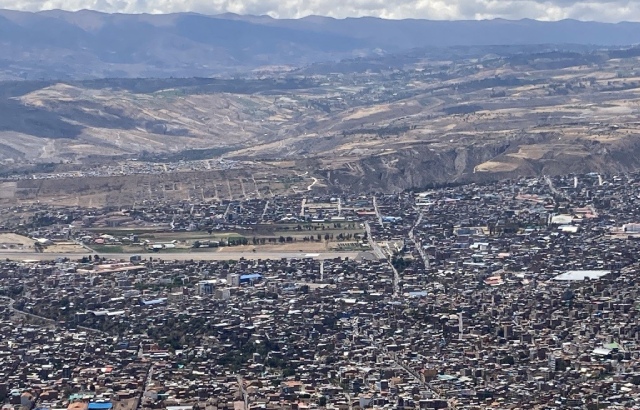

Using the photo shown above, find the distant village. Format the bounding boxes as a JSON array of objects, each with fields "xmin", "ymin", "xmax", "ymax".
[{"xmin": 1, "ymin": 172, "xmax": 640, "ymax": 409}]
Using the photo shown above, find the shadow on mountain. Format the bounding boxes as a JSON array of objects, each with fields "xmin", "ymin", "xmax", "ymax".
[
  {"xmin": 0, "ymin": 81, "xmax": 57, "ymax": 99},
  {"xmin": 52, "ymin": 101, "xmax": 138, "ymax": 130},
  {"xmin": 0, "ymin": 99, "xmax": 83, "ymax": 139}
]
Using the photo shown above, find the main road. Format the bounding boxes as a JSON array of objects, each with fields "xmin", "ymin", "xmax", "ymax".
[
  {"xmin": 544, "ymin": 175, "xmax": 569, "ymax": 201},
  {"xmin": 372, "ymin": 195, "xmax": 384, "ymax": 226},
  {"xmin": 367, "ymin": 334, "xmax": 441, "ymax": 399},
  {"xmin": 364, "ymin": 221, "xmax": 386, "ymax": 260},
  {"xmin": 237, "ymin": 375, "xmax": 249, "ymax": 410},
  {"xmin": 408, "ymin": 211, "xmax": 430, "ymax": 270},
  {"xmin": 363, "ymin": 221, "xmax": 399, "ymax": 297},
  {"xmin": 0, "ymin": 295, "xmax": 106, "ymax": 335},
  {"xmin": 0, "ymin": 250, "xmax": 361, "ymax": 261}
]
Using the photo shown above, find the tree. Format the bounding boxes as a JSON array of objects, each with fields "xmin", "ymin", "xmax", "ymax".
[{"xmin": 392, "ymin": 256, "xmax": 411, "ymax": 273}]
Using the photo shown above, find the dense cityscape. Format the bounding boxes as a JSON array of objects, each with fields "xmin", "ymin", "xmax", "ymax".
[
  {"xmin": 3, "ymin": 4, "xmax": 640, "ymax": 410},
  {"xmin": 0, "ymin": 173, "xmax": 639, "ymax": 409}
]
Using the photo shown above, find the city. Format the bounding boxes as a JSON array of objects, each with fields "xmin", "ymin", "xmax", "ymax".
[
  {"xmin": 2, "ymin": 3, "xmax": 640, "ymax": 410},
  {"xmin": 0, "ymin": 173, "xmax": 639, "ymax": 409}
]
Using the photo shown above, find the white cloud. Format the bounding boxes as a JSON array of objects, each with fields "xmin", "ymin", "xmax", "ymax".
[{"xmin": 1, "ymin": 0, "xmax": 639, "ymax": 22}]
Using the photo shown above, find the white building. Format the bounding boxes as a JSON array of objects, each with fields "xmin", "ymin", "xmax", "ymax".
[
  {"xmin": 214, "ymin": 288, "xmax": 231, "ymax": 301},
  {"xmin": 623, "ymin": 223, "xmax": 640, "ymax": 233},
  {"xmin": 227, "ymin": 274, "xmax": 240, "ymax": 287}
]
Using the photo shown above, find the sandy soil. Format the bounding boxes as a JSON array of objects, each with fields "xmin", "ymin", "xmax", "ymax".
[
  {"xmin": 474, "ymin": 161, "xmax": 520, "ymax": 173},
  {"xmin": 507, "ymin": 145, "xmax": 551, "ymax": 160},
  {"xmin": 0, "ymin": 233, "xmax": 34, "ymax": 250},
  {"xmin": 44, "ymin": 243, "xmax": 87, "ymax": 253}
]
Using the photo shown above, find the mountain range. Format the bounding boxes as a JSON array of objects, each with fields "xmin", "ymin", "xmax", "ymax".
[{"xmin": 1, "ymin": 10, "xmax": 640, "ymax": 79}]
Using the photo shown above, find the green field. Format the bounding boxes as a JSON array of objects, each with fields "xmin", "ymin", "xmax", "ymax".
[
  {"xmin": 83, "ymin": 223, "xmax": 364, "ymax": 254},
  {"xmin": 86, "ymin": 223, "xmax": 362, "ymax": 241},
  {"xmin": 91, "ymin": 245, "xmax": 127, "ymax": 254}
]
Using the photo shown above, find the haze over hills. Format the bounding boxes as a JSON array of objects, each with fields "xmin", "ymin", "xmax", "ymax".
[
  {"xmin": 2, "ymin": 43, "xmax": 640, "ymax": 204},
  {"xmin": 2, "ymin": 11, "xmax": 640, "ymax": 203},
  {"xmin": 1, "ymin": 10, "xmax": 640, "ymax": 78}
]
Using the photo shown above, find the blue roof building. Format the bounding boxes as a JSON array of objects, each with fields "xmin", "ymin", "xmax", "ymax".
[
  {"xmin": 88, "ymin": 403, "xmax": 113, "ymax": 410},
  {"xmin": 240, "ymin": 273, "xmax": 262, "ymax": 283}
]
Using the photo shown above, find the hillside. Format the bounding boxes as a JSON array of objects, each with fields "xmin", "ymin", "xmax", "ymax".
[{"xmin": 2, "ymin": 45, "xmax": 640, "ymax": 204}]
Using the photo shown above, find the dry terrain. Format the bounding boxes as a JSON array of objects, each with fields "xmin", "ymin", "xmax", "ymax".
[
  {"xmin": 0, "ymin": 233, "xmax": 34, "ymax": 250},
  {"xmin": 2, "ymin": 45, "xmax": 640, "ymax": 203},
  {"xmin": 44, "ymin": 242, "xmax": 87, "ymax": 253}
]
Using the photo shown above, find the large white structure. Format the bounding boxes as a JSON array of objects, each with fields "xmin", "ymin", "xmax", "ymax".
[
  {"xmin": 553, "ymin": 270, "xmax": 609, "ymax": 281},
  {"xmin": 550, "ymin": 214, "xmax": 573, "ymax": 225},
  {"xmin": 623, "ymin": 223, "xmax": 640, "ymax": 233}
]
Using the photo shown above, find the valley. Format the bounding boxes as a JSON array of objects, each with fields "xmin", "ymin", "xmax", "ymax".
[{"xmin": 2, "ymin": 45, "xmax": 640, "ymax": 205}]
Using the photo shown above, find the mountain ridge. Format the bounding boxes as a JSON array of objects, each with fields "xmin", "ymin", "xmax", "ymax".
[{"xmin": 1, "ymin": 10, "xmax": 640, "ymax": 79}]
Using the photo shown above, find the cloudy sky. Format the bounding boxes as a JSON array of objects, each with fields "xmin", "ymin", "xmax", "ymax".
[{"xmin": 0, "ymin": 0, "xmax": 638, "ymax": 22}]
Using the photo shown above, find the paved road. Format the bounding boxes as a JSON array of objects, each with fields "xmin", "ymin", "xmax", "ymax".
[
  {"xmin": 136, "ymin": 364, "xmax": 155, "ymax": 410},
  {"xmin": 0, "ymin": 295, "xmax": 106, "ymax": 335},
  {"xmin": 372, "ymin": 195, "xmax": 384, "ymax": 226},
  {"xmin": 0, "ymin": 296, "xmax": 56, "ymax": 325},
  {"xmin": 367, "ymin": 333, "xmax": 441, "ymax": 399},
  {"xmin": 0, "ymin": 250, "xmax": 361, "ymax": 261},
  {"xmin": 364, "ymin": 221, "xmax": 400, "ymax": 296},
  {"xmin": 544, "ymin": 175, "xmax": 569, "ymax": 201},
  {"xmin": 409, "ymin": 211, "xmax": 430, "ymax": 270},
  {"xmin": 364, "ymin": 221, "xmax": 386, "ymax": 260},
  {"xmin": 237, "ymin": 375, "xmax": 248, "ymax": 410}
]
